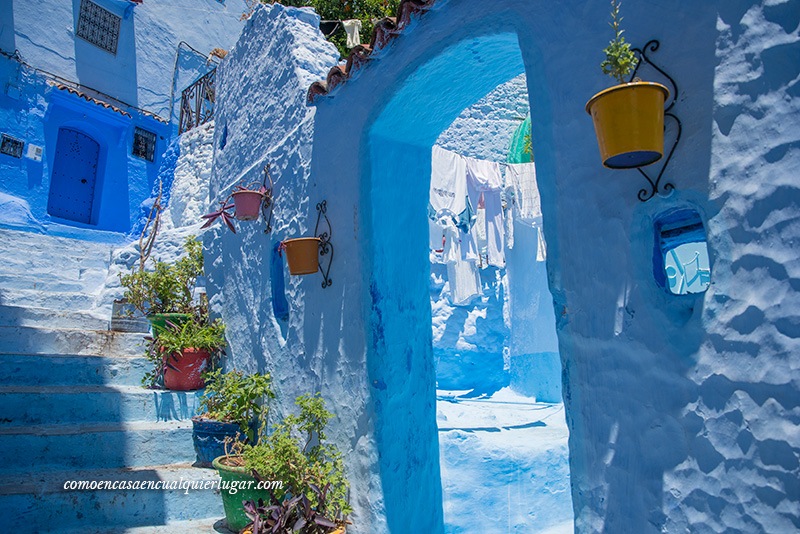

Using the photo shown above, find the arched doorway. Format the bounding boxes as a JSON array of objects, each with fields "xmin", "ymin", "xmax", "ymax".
[{"xmin": 364, "ymin": 24, "xmax": 569, "ymax": 533}]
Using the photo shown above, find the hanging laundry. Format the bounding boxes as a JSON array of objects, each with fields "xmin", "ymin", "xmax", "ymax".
[
  {"xmin": 447, "ymin": 254, "xmax": 481, "ymax": 306},
  {"xmin": 465, "ymin": 156, "xmax": 504, "ymax": 268},
  {"xmin": 429, "ymin": 146, "xmax": 469, "ymax": 253},
  {"xmin": 537, "ymin": 225, "xmax": 547, "ymax": 261},
  {"xmin": 506, "ymin": 162, "xmax": 541, "ymax": 223},
  {"xmin": 342, "ymin": 19, "xmax": 362, "ymax": 48},
  {"xmin": 439, "ymin": 217, "xmax": 481, "ymax": 305},
  {"xmin": 504, "ymin": 181, "xmax": 515, "ymax": 250},
  {"xmin": 506, "ymin": 162, "xmax": 546, "ymax": 262},
  {"xmin": 430, "ymin": 146, "xmax": 468, "ymax": 215}
]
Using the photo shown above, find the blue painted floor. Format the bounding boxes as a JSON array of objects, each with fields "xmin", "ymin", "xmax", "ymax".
[{"xmin": 437, "ymin": 388, "xmax": 574, "ymax": 533}]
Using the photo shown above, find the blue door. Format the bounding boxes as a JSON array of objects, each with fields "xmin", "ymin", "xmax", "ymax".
[{"xmin": 48, "ymin": 128, "xmax": 100, "ymax": 224}]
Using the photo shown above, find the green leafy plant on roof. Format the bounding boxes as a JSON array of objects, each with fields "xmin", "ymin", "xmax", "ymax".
[{"xmin": 244, "ymin": 0, "xmax": 400, "ymax": 58}]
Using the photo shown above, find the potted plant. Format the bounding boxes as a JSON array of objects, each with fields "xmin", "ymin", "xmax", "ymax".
[
  {"xmin": 119, "ymin": 236, "xmax": 204, "ymax": 335},
  {"xmin": 141, "ymin": 310, "xmax": 226, "ymax": 391},
  {"xmin": 279, "ymin": 238, "xmax": 321, "ymax": 275},
  {"xmin": 203, "ymin": 165, "xmax": 274, "ymax": 233},
  {"xmin": 192, "ymin": 368, "xmax": 275, "ymax": 467},
  {"xmin": 213, "ymin": 393, "xmax": 351, "ymax": 533},
  {"xmin": 585, "ymin": 0, "xmax": 669, "ymax": 169},
  {"xmin": 241, "ymin": 484, "xmax": 346, "ymax": 534}
]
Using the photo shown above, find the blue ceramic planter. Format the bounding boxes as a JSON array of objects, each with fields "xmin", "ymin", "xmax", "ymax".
[{"xmin": 191, "ymin": 417, "xmax": 243, "ymax": 467}]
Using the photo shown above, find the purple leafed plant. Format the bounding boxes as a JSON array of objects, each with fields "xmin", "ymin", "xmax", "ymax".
[
  {"xmin": 242, "ymin": 483, "xmax": 341, "ymax": 534},
  {"xmin": 201, "ymin": 201, "xmax": 237, "ymax": 233},
  {"xmin": 201, "ymin": 176, "xmax": 271, "ymax": 234}
]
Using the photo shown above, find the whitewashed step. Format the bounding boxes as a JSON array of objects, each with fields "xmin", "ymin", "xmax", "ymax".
[
  {"xmin": 51, "ymin": 518, "xmax": 234, "ymax": 534},
  {"xmin": 0, "ymin": 325, "xmax": 146, "ymax": 356},
  {"xmin": 0, "ymin": 227, "xmax": 115, "ymax": 259},
  {"xmin": 0, "ymin": 420, "xmax": 198, "ymax": 472},
  {"xmin": 0, "ymin": 304, "xmax": 110, "ymax": 330},
  {"xmin": 0, "ymin": 272, "xmax": 108, "ymax": 293},
  {"xmin": 0, "ymin": 384, "xmax": 203, "ymax": 425},
  {"xmin": 0, "ymin": 464, "xmax": 223, "ymax": 532},
  {"xmin": 0, "ymin": 353, "xmax": 149, "ymax": 386},
  {"xmin": 0, "ymin": 288, "xmax": 98, "ymax": 311}
]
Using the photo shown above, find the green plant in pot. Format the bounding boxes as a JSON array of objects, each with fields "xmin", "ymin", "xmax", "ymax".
[
  {"xmin": 214, "ymin": 393, "xmax": 351, "ymax": 533},
  {"xmin": 192, "ymin": 368, "xmax": 275, "ymax": 467},
  {"xmin": 585, "ymin": 0, "xmax": 669, "ymax": 169},
  {"xmin": 119, "ymin": 236, "xmax": 204, "ymax": 334},
  {"xmin": 141, "ymin": 311, "xmax": 226, "ymax": 391}
]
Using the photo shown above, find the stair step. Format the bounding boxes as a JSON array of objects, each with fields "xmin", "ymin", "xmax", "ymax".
[
  {"xmin": 0, "ymin": 464, "xmax": 223, "ymax": 532},
  {"xmin": 0, "ymin": 304, "xmax": 110, "ymax": 330},
  {"xmin": 0, "ymin": 288, "xmax": 98, "ymax": 311},
  {"xmin": 0, "ymin": 227, "xmax": 115, "ymax": 259},
  {"xmin": 0, "ymin": 325, "xmax": 146, "ymax": 356},
  {"xmin": 0, "ymin": 385, "xmax": 203, "ymax": 425},
  {"xmin": 0, "ymin": 353, "xmax": 149, "ymax": 386},
  {"xmin": 0, "ymin": 420, "xmax": 199, "ymax": 472},
  {"xmin": 52, "ymin": 517, "xmax": 233, "ymax": 534},
  {"xmin": 0, "ymin": 272, "xmax": 107, "ymax": 293}
]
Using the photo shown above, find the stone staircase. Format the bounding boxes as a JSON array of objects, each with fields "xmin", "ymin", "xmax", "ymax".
[{"xmin": 0, "ymin": 228, "xmax": 226, "ymax": 532}]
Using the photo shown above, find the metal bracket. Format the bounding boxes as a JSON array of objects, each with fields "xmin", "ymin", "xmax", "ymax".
[
  {"xmin": 261, "ymin": 164, "xmax": 274, "ymax": 234},
  {"xmin": 629, "ymin": 40, "xmax": 682, "ymax": 202},
  {"xmin": 314, "ymin": 201, "xmax": 333, "ymax": 288}
]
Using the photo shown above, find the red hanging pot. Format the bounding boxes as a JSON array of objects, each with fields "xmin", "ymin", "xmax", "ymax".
[{"xmin": 230, "ymin": 190, "xmax": 264, "ymax": 221}]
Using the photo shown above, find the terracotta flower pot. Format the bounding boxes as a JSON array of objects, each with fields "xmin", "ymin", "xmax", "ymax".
[
  {"xmin": 282, "ymin": 237, "xmax": 321, "ymax": 275},
  {"xmin": 163, "ymin": 348, "xmax": 210, "ymax": 390},
  {"xmin": 586, "ymin": 81, "xmax": 669, "ymax": 169},
  {"xmin": 231, "ymin": 190, "xmax": 264, "ymax": 221}
]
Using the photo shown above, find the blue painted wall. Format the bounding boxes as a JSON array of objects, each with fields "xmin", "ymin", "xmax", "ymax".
[
  {"xmin": 0, "ymin": 0, "xmax": 247, "ymax": 238},
  {"xmin": 209, "ymin": 1, "xmax": 800, "ymax": 533}
]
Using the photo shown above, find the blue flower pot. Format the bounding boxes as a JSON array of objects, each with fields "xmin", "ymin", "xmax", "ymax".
[{"xmin": 192, "ymin": 417, "xmax": 243, "ymax": 467}]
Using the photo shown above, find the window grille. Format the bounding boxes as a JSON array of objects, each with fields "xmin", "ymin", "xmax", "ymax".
[
  {"xmin": 0, "ymin": 134, "xmax": 24, "ymax": 159},
  {"xmin": 132, "ymin": 127, "xmax": 156, "ymax": 162},
  {"xmin": 76, "ymin": 0, "xmax": 121, "ymax": 54}
]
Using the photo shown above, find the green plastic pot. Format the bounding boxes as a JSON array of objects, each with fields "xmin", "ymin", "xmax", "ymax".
[
  {"xmin": 213, "ymin": 455, "xmax": 275, "ymax": 532},
  {"xmin": 146, "ymin": 313, "xmax": 191, "ymax": 337}
]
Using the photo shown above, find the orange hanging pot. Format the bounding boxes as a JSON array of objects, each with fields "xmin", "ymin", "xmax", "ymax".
[
  {"xmin": 281, "ymin": 237, "xmax": 321, "ymax": 275},
  {"xmin": 585, "ymin": 81, "xmax": 669, "ymax": 169}
]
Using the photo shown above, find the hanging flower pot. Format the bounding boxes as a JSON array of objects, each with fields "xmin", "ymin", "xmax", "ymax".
[
  {"xmin": 585, "ymin": 81, "xmax": 669, "ymax": 169},
  {"xmin": 230, "ymin": 190, "xmax": 265, "ymax": 221},
  {"xmin": 587, "ymin": 1, "xmax": 671, "ymax": 170},
  {"xmin": 202, "ymin": 165, "xmax": 274, "ymax": 233},
  {"xmin": 281, "ymin": 237, "xmax": 321, "ymax": 275}
]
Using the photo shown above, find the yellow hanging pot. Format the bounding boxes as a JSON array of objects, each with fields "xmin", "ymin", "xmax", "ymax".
[{"xmin": 586, "ymin": 81, "xmax": 669, "ymax": 169}]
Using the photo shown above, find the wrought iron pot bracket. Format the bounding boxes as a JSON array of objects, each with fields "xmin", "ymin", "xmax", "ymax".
[
  {"xmin": 629, "ymin": 40, "xmax": 682, "ymax": 202},
  {"xmin": 315, "ymin": 200, "xmax": 333, "ymax": 288},
  {"xmin": 261, "ymin": 164, "xmax": 274, "ymax": 234}
]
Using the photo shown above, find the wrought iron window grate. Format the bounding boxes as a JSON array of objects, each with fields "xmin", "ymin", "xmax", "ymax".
[
  {"xmin": 133, "ymin": 127, "xmax": 156, "ymax": 162},
  {"xmin": 1, "ymin": 134, "xmax": 24, "ymax": 158},
  {"xmin": 76, "ymin": 0, "xmax": 121, "ymax": 54}
]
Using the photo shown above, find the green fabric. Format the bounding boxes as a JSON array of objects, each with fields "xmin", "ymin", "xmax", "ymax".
[{"xmin": 506, "ymin": 116, "xmax": 533, "ymax": 163}]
